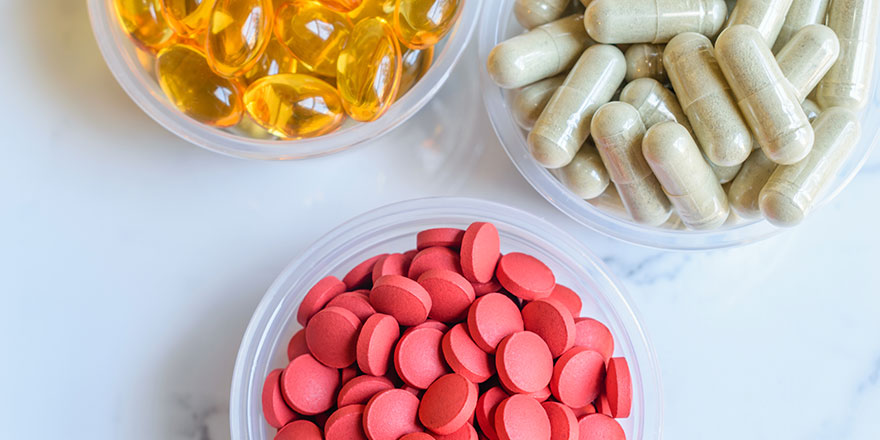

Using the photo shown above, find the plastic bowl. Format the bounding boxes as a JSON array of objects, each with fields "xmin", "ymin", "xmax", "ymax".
[
  {"xmin": 230, "ymin": 197, "xmax": 662, "ymax": 440},
  {"xmin": 478, "ymin": 0, "xmax": 880, "ymax": 250},
  {"xmin": 86, "ymin": 0, "xmax": 481, "ymax": 160}
]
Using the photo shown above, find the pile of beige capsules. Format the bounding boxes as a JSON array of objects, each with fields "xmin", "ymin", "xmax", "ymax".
[{"xmin": 487, "ymin": 0, "xmax": 877, "ymax": 229}]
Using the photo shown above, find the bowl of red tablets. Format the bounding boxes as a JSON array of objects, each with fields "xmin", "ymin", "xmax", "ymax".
[
  {"xmin": 230, "ymin": 197, "xmax": 662, "ymax": 440},
  {"xmin": 86, "ymin": 0, "xmax": 481, "ymax": 160}
]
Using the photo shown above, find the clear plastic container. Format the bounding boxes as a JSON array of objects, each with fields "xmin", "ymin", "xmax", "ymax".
[
  {"xmin": 86, "ymin": 0, "xmax": 481, "ymax": 160},
  {"xmin": 230, "ymin": 197, "xmax": 662, "ymax": 440},
  {"xmin": 478, "ymin": 0, "xmax": 880, "ymax": 250}
]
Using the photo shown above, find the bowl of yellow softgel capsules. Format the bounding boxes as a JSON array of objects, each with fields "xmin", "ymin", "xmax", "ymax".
[
  {"xmin": 479, "ymin": 0, "xmax": 880, "ymax": 249},
  {"xmin": 88, "ymin": 0, "xmax": 480, "ymax": 159}
]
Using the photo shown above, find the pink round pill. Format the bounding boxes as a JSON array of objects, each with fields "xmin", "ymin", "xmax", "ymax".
[
  {"xmin": 419, "ymin": 373, "xmax": 479, "ymax": 435},
  {"xmin": 550, "ymin": 347, "xmax": 605, "ymax": 408},
  {"xmin": 305, "ymin": 306, "xmax": 361, "ymax": 368},
  {"xmin": 475, "ymin": 387, "xmax": 507, "ymax": 440},
  {"xmin": 524, "ymin": 385, "xmax": 551, "ymax": 402},
  {"xmin": 467, "ymin": 293, "xmax": 524, "ymax": 354},
  {"xmin": 417, "ymin": 228, "xmax": 465, "ymax": 250},
  {"xmin": 594, "ymin": 394, "xmax": 612, "ymax": 417},
  {"xmin": 280, "ymin": 354, "xmax": 340, "ymax": 415},
  {"xmin": 400, "ymin": 433, "xmax": 435, "ymax": 440},
  {"xmin": 297, "ymin": 275, "xmax": 346, "ymax": 326},
  {"xmin": 434, "ymin": 423, "xmax": 479, "ymax": 440},
  {"xmin": 356, "ymin": 313, "xmax": 401, "ymax": 376},
  {"xmin": 573, "ymin": 318, "xmax": 615, "ymax": 361},
  {"xmin": 496, "ymin": 331, "xmax": 554, "ymax": 394},
  {"xmin": 495, "ymin": 253, "xmax": 555, "ymax": 301},
  {"xmin": 341, "ymin": 366, "xmax": 359, "ymax": 384},
  {"xmin": 494, "ymin": 395, "xmax": 552, "ymax": 440},
  {"xmin": 372, "ymin": 253, "xmax": 412, "ymax": 283},
  {"xmin": 460, "ymin": 222, "xmax": 501, "ymax": 283},
  {"xmin": 442, "ymin": 323, "xmax": 495, "ymax": 383},
  {"xmin": 337, "ymin": 375, "xmax": 395, "ymax": 407},
  {"xmin": 344, "ymin": 254, "xmax": 388, "ymax": 290},
  {"xmin": 262, "ymin": 369, "xmax": 297, "ymax": 429},
  {"xmin": 325, "ymin": 404, "xmax": 369, "ymax": 440},
  {"xmin": 419, "ymin": 269, "xmax": 476, "ymax": 323},
  {"xmin": 286, "ymin": 329, "xmax": 309, "ymax": 361},
  {"xmin": 394, "ymin": 327, "xmax": 450, "ymax": 389},
  {"xmin": 604, "ymin": 357, "xmax": 632, "ymax": 418},
  {"xmin": 371, "ymin": 275, "xmax": 432, "ymax": 326},
  {"xmin": 522, "ymin": 298, "xmax": 576, "ymax": 358},
  {"xmin": 326, "ymin": 291, "xmax": 377, "ymax": 321},
  {"xmin": 577, "ymin": 414, "xmax": 625, "ymax": 440},
  {"xmin": 541, "ymin": 402, "xmax": 578, "ymax": 440},
  {"xmin": 471, "ymin": 278, "xmax": 502, "ymax": 296},
  {"xmin": 364, "ymin": 389, "xmax": 423, "ymax": 440},
  {"xmin": 546, "ymin": 284, "xmax": 582, "ymax": 317},
  {"xmin": 275, "ymin": 420, "xmax": 322, "ymax": 439},
  {"xmin": 408, "ymin": 246, "xmax": 462, "ymax": 280}
]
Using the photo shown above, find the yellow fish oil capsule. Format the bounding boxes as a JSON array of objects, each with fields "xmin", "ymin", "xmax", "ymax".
[
  {"xmin": 816, "ymin": 0, "xmax": 879, "ymax": 110},
  {"xmin": 664, "ymin": 33, "xmax": 753, "ymax": 167},
  {"xmin": 715, "ymin": 25, "xmax": 814, "ymax": 165},
  {"xmin": 394, "ymin": 0, "xmax": 462, "ymax": 49},
  {"xmin": 554, "ymin": 140, "xmax": 610, "ymax": 199},
  {"xmin": 205, "ymin": 0, "xmax": 274, "ymax": 77},
  {"xmin": 114, "ymin": 0, "xmax": 176, "ymax": 51},
  {"xmin": 156, "ymin": 44, "xmax": 244, "ymax": 126},
  {"xmin": 275, "ymin": 1, "xmax": 353, "ymax": 78},
  {"xmin": 642, "ymin": 121, "xmax": 730, "ymax": 229},
  {"xmin": 727, "ymin": 149, "xmax": 777, "ymax": 218},
  {"xmin": 509, "ymin": 74, "xmax": 565, "ymax": 130},
  {"xmin": 337, "ymin": 17, "xmax": 402, "ymax": 121},
  {"xmin": 775, "ymin": 24, "xmax": 840, "ymax": 103},
  {"xmin": 243, "ymin": 73, "xmax": 345, "ymax": 138},
  {"xmin": 771, "ymin": 0, "xmax": 830, "ymax": 52},
  {"xmin": 583, "ymin": 0, "xmax": 727, "ymax": 44},
  {"xmin": 349, "ymin": 0, "xmax": 396, "ymax": 22},
  {"xmin": 724, "ymin": 0, "xmax": 794, "ymax": 47},
  {"xmin": 160, "ymin": 0, "xmax": 215, "ymax": 37},
  {"xmin": 528, "ymin": 44, "xmax": 626, "ymax": 168},
  {"xmin": 487, "ymin": 14, "xmax": 592, "ymax": 89},
  {"xmin": 318, "ymin": 0, "xmax": 364, "ymax": 12},
  {"xmin": 398, "ymin": 47, "xmax": 434, "ymax": 96},
  {"xmin": 514, "ymin": 0, "xmax": 570, "ymax": 29},
  {"xmin": 624, "ymin": 44, "xmax": 667, "ymax": 83},
  {"xmin": 591, "ymin": 102, "xmax": 672, "ymax": 226},
  {"xmin": 760, "ymin": 107, "xmax": 860, "ymax": 226},
  {"xmin": 241, "ymin": 39, "xmax": 299, "ymax": 85}
]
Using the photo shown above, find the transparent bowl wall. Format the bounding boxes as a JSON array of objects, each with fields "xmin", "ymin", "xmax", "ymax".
[
  {"xmin": 230, "ymin": 197, "xmax": 662, "ymax": 440},
  {"xmin": 478, "ymin": 0, "xmax": 880, "ymax": 250},
  {"xmin": 86, "ymin": 0, "xmax": 481, "ymax": 160}
]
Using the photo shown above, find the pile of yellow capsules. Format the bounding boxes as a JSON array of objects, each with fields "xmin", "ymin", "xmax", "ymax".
[
  {"xmin": 114, "ymin": 0, "xmax": 462, "ymax": 139},
  {"xmin": 488, "ymin": 0, "xmax": 877, "ymax": 229}
]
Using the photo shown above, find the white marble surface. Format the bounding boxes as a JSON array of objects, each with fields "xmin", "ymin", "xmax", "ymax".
[{"xmin": 3, "ymin": 1, "xmax": 880, "ymax": 439}]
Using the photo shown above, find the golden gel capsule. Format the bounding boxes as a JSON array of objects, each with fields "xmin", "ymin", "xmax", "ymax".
[
  {"xmin": 349, "ymin": 0, "xmax": 396, "ymax": 22},
  {"xmin": 509, "ymin": 74, "xmax": 566, "ymax": 130},
  {"xmin": 772, "ymin": 0, "xmax": 830, "ymax": 52},
  {"xmin": 398, "ymin": 47, "xmax": 434, "ymax": 96},
  {"xmin": 760, "ymin": 107, "xmax": 860, "ymax": 226},
  {"xmin": 394, "ymin": 0, "xmax": 461, "ymax": 49},
  {"xmin": 115, "ymin": 0, "xmax": 176, "ymax": 51},
  {"xmin": 591, "ymin": 102, "xmax": 672, "ymax": 226},
  {"xmin": 528, "ymin": 44, "xmax": 626, "ymax": 168},
  {"xmin": 716, "ymin": 25, "xmax": 814, "ymax": 165},
  {"xmin": 241, "ymin": 39, "xmax": 299, "ymax": 85},
  {"xmin": 664, "ymin": 33, "xmax": 753, "ymax": 167},
  {"xmin": 318, "ymin": 0, "xmax": 363, "ymax": 12},
  {"xmin": 643, "ymin": 121, "xmax": 730, "ymax": 229},
  {"xmin": 624, "ymin": 44, "xmax": 667, "ymax": 83},
  {"xmin": 205, "ymin": 0, "xmax": 274, "ymax": 77},
  {"xmin": 160, "ymin": 0, "xmax": 215, "ymax": 37},
  {"xmin": 584, "ymin": 0, "xmax": 727, "ymax": 44},
  {"xmin": 337, "ymin": 17, "xmax": 402, "ymax": 121},
  {"xmin": 724, "ymin": 0, "xmax": 793, "ymax": 47},
  {"xmin": 487, "ymin": 14, "xmax": 593, "ymax": 89},
  {"xmin": 243, "ymin": 73, "xmax": 345, "ymax": 138},
  {"xmin": 276, "ymin": 1, "xmax": 353, "ymax": 78},
  {"xmin": 514, "ymin": 0, "xmax": 570, "ymax": 29},
  {"xmin": 555, "ymin": 140, "xmax": 610, "ymax": 199},
  {"xmin": 776, "ymin": 24, "xmax": 840, "ymax": 102},
  {"xmin": 816, "ymin": 0, "xmax": 879, "ymax": 110},
  {"xmin": 727, "ymin": 149, "xmax": 777, "ymax": 218},
  {"xmin": 156, "ymin": 44, "xmax": 243, "ymax": 126}
]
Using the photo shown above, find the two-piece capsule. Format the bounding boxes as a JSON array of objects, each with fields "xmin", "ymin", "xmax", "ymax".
[
  {"xmin": 775, "ymin": 24, "xmax": 840, "ymax": 103},
  {"xmin": 205, "ymin": 0, "xmax": 274, "ymax": 77},
  {"xmin": 584, "ymin": 0, "xmax": 727, "ymax": 44},
  {"xmin": 509, "ymin": 74, "xmax": 566, "ymax": 130},
  {"xmin": 727, "ymin": 149, "xmax": 778, "ymax": 218},
  {"xmin": 724, "ymin": 0, "xmax": 794, "ymax": 47},
  {"xmin": 554, "ymin": 140, "xmax": 610, "ymax": 199},
  {"xmin": 514, "ymin": 0, "xmax": 570, "ymax": 29},
  {"xmin": 336, "ymin": 17, "xmax": 402, "ymax": 121},
  {"xmin": 816, "ymin": 0, "xmax": 880, "ymax": 110},
  {"xmin": 772, "ymin": 0, "xmax": 831, "ymax": 52},
  {"xmin": 624, "ymin": 44, "xmax": 667, "ymax": 83},
  {"xmin": 275, "ymin": 0, "xmax": 353, "ymax": 78}
]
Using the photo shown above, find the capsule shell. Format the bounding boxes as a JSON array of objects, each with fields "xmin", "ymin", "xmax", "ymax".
[
  {"xmin": 775, "ymin": 24, "xmax": 840, "ymax": 102},
  {"xmin": 337, "ymin": 17, "xmax": 402, "ymax": 122},
  {"xmin": 397, "ymin": 46, "xmax": 434, "ymax": 96},
  {"xmin": 394, "ymin": 0, "xmax": 461, "ymax": 49},
  {"xmin": 715, "ymin": 25, "xmax": 814, "ymax": 165},
  {"xmin": 487, "ymin": 14, "xmax": 593, "ymax": 89},
  {"xmin": 318, "ymin": 0, "xmax": 363, "ymax": 12},
  {"xmin": 802, "ymin": 98, "xmax": 821, "ymax": 122},
  {"xmin": 772, "ymin": 0, "xmax": 830, "ymax": 52},
  {"xmin": 584, "ymin": 0, "xmax": 727, "ymax": 44},
  {"xmin": 588, "ymin": 184, "xmax": 628, "ymax": 217},
  {"xmin": 275, "ymin": 1, "xmax": 353, "ymax": 78},
  {"xmin": 528, "ymin": 45, "xmax": 626, "ymax": 168},
  {"xmin": 620, "ymin": 78, "xmax": 692, "ymax": 135},
  {"xmin": 160, "ymin": 0, "xmax": 215, "ymax": 37},
  {"xmin": 591, "ymin": 102, "xmax": 672, "ymax": 225},
  {"xmin": 243, "ymin": 73, "xmax": 345, "ymax": 138},
  {"xmin": 205, "ymin": 0, "xmax": 274, "ymax": 77},
  {"xmin": 241, "ymin": 38, "xmax": 299, "ymax": 85},
  {"xmin": 555, "ymin": 140, "xmax": 611, "ymax": 199},
  {"xmin": 759, "ymin": 107, "xmax": 860, "ymax": 226},
  {"xmin": 664, "ymin": 32, "xmax": 753, "ymax": 167},
  {"xmin": 727, "ymin": 149, "xmax": 777, "ymax": 218},
  {"xmin": 156, "ymin": 44, "xmax": 243, "ymax": 126},
  {"xmin": 114, "ymin": 0, "xmax": 176, "ymax": 51},
  {"xmin": 724, "ymin": 0, "xmax": 794, "ymax": 46},
  {"xmin": 514, "ymin": 0, "xmax": 570, "ymax": 29},
  {"xmin": 624, "ymin": 44, "xmax": 667, "ymax": 83},
  {"xmin": 816, "ymin": 0, "xmax": 879, "ymax": 110},
  {"xmin": 509, "ymin": 75, "xmax": 566, "ymax": 130}
]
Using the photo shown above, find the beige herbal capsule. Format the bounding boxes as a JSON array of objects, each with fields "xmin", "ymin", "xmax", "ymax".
[
  {"xmin": 772, "ymin": 0, "xmax": 831, "ymax": 52},
  {"xmin": 509, "ymin": 74, "xmax": 566, "ymax": 130},
  {"xmin": 664, "ymin": 33, "xmax": 753, "ymax": 167},
  {"xmin": 816, "ymin": 0, "xmax": 880, "ymax": 110},
  {"xmin": 759, "ymin": 107, "xmax": 860, "ymax": 226},
  {"xmin": 528, "ymin": 45, "xmax": 626, "ymax": 168},
  {"xmin": 515, "ymin": 0, "xmax": 571, "ymax": 29},
  {"xmin": 724, "ymin": 0, "xmax": 794, "ymax": 46},
  {"xmin": 591, "ymin": 102, "xmax": 672, "ymax": 225},
  {"xmin": 555, "ymin": 140, "xmax": 611, "ymax": 199},
  {"xmin": 715, "ymin": 25, "xmax": 814, "ymax": 165},
  {"xmin": 624, "ymin": 44, "xmax": 667, "ymax": 83},
  {"xmin": 802, "ymin": 98, "xmax": 821, "ymax": 122},
  {"xmin": 584, "ymin": 0, "xmax": 727, "ymax": 44},
  {"xmin": 776, "ymin": 24, "xmax": 840, "ymax": 102},
  {"xmin": 487, "ymin": 14, "xmax": 593, "ymax": 89},
  {"xmin": 727, "ymin": 149, "xmax": 778, "ymax": 218},
  {"xmin": 588, "ymin": 184, "xmax": 628, "ymax": 217},
  {"xmin": 642, "ymin": 122, "xmax": 730, "ymax": 229}
]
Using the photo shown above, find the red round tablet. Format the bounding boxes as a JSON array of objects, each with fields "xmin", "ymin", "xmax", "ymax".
[
  {"xmin": 281, "ymin": 354, "xmax": 340, "ymax": 415},
  {"xmin": 494, "ymin": 395, "xmax": 552, "ymax": 440},
  {"xmin": 275, "ymin": 419, "xmax": 322, "ymax": 440},
  {"xmin": 594, "ymin": 394, "xmax": 612, "ymax": 417},
  {"xmin": 297, "ymin": 276, "xmax": 346, "ymax": 326},
  {"xmin": 306, "ymin": 306, "xmax": 361, "ymax": 368},
  {"xmin": 325, "ymin": 404, "xmax": 369, "ymax": 440},
  {"xmin": 604, "ymin": 357, "xmax": 632, "ymax": 418},
  {"xmin": 466, "ymin": 293, "xmax": 524, "ymax": 354},
  {"xmin": 434, "ymin": 423, "xmax": 479, "ymax": 440},
  {"xmin": 344, "ymin": 254, "xmax": 388, "ymax": 290},
  {"xmin": 400, "ymin": 433, "xmax": 435, "ymax": 440},
  {"xmin": 341, "ymin": 366, "xmax": 359, "ymax": 385},
  {"xmin": 364, "ymin": 389, "xmax": 423, "ymax": 440},
  {"xmin": 417, "ymin": 228, "xmax": 465, "ymax": 250},
  {"xmin": 495, "ymin": 253, "xmax": 555, "ymax": 301},
  {"xmin": 327, "ymin": 291, "xmax": 377, "ymax": 321},
  {"xmin": 475, "ymin": 387, "xmax": 508, "ymax": 440},
  {"xmin": 496, "ymin": 331, "xmax": 554, "ymax": 394},
  {"xmin": 546, "ymin": 284, "xmax": 582, "ymax": 317},
  {"xmin": 394, "ymin": 327, "xmax": 450, "ymax": 389},
  {"xmin": 550, "ymin": 347, "xmax": 605, "ymax": 408},
  {"xmin": 573, "ymin": 318, "xmax": 615, "ymax": 361},
  {"xmin": 372, "ymin": 253, "xmax": 412, "ymax": 283},
  {"xmin": 408, "ymin": 247, "xmax": 462, "ymax": 280},
  {"xmin": 522, "ymin": 298, "xmax": 576, "ymax": 358},
  {"xmin": 460, "ymin": 222, "xmax": 501, "ymax": 283},
  {"xmin": 571, "ymin": 403, "xmax": 597, "ymax": 419},
  {"xmin": 471, "ymin": 278, "xmax": 502, "ymax": 297},
  {"xmin": 338, "ymin": 375, "xmax": 395, "ymax": 407},
  {"xmin": 262, "ymin": 369, "xmax": 297, "ymax": 429},
  {"xmin": 371, "ymin": 275, "xmax": 432, "ymax": 326},
  {"xmin": 356, "ymin": 313, "xmax": 401, "ymax": 376},
  {"xmin": 419, "ymin": 269, "xmax": 476, "ymax": 323},
  {"xmin": 410, "ymin": 319, "xmax": 449, "ymax": 333},
  {"xmin": 286, "ymin": 329, "xmax": 309, "ymax": 361},
  {"xmin": 525, "ymin": 385, "xmax": 551, "ymax": 402},
  {"xmin": 541, "ymin": 402, "xmax": 578, "ymax": 440},
  {"xmin": 577, "ymin": 414, "xmax": 625, "ymax": 440},
  {"xmin": 419, "ymin": 373, "xmax": 479, "ymax": 435},
  {"xmin": 442, "ymin": 323, "xmax": 495, "ymax": 383}
]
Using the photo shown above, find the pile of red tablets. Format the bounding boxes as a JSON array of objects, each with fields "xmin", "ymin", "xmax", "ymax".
[{"xmin": 262, "ymin": 222, "xmax": 633, "ymax": 440}]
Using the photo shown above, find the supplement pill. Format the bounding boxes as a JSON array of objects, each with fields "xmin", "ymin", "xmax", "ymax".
[
  {"xmin": 509, "ymin": 74, "xmax": 566, "ymax": 130},
  {"xmin": 528, "ymin": 44, "xmax": 625, "ymax": 168},
  {"xmin": 460, "ymin": 222, "xmax": 501, "ymax": 284},
  {"xmin": 115, "ymin": 0, "xmax": 176, "ymax": 51},
  {"xmin": 496, "ymin": 252, "xmax": 556, "ymax": 301},
  {"xmin": 494, "ymin": 395, "xmax": 553, "ymax": 440},
  {"xmin": 371, "ymin": 275, "xmax": 432, "ymax": 326},
  {"xmin": 603, "ymin": 357, "xmax": 633, "ymax": 418},
  {"xmin": 398, "ymin": 47, "xmax": 434, "ymax": 96},
  {"xmin": 467, "ymin": 293, "xmax": 525, "ymax": 354},
  {"xmin": 418, "ymin": 373, "xmax": 479, "ymax": 435},
  {"xmin": 243, "ymin": 73, "xmax": 345, "ymax": 138},
  {"xmin": 325, "ymin": 405, "xmax": 369, "ymax": 440},
  {"xmin": 550, "ymin": 347, "xmax": 605, "ymax": 407},
  {"xmin": 241, "ymin": 39, "xmax": 299, "ymax": 85},
  {"xmin": 584, "ymin": 0, "xmax": 727, "ymax": 44},
  {"xmin": 262, "ymin": 369, "xmax": 297, "ymax": 428},
  {"xmin": 394, "ymin": 326, "xmax": 450, "ymax": 388},
  {"xmin": 724, "ymin": 0, "xmax": 794, "ymax": 46},
  {"xmin": 326, "ymin": 291, "xmax": 376, "ymax": 321},
  {"xmin": 541, "ymin": 402, "xmax": 579, "ymax": 440},
  {"xmin": 160, "ymin": 0, "xmax": 215, "ymax": 37},
  {"xmin": 578, "ymin": 414, "xmax": 625, "ymax": 439},
  {"xmin": 319, "ymin": 0, "xmax": 363, "ymax": 11},
  {"xmin": 356, "ymin": 313, "xmax": 400, "ymax": 376},
  {"xmin": 298, "ymin": 275, "xmax": 346, "ymax": 325},
  {"xmin": 281, "ymin": 354, "xmax": 340, "ymax": 415},
  {"xmin": 476, "ymin": 387, "xmax": 508, "ymax": 439},
  {"xmin": 337, "ymin": 17, "xmax": 403, "ymax": 121},
  {"xmin": 337, "ymin": 375, "xmax": 395, "ymax": 407},
  {"xmin": 772, "ymin": 0, "xmax": 831, "ymax": 52},
  {"xmin": 275, "ymin": 1, "xmax": 353, "ymax": 77},
  {"xmin": 775, "ymin": 24, "xmax": 840, "ymax": 102},
  {"xmin": 715, "ymin": 25, "xmax": 814, "ymax": 165},
  {"xmin": 417, "ymin": 228, "xmax": 464, "ymax": 250},
  {"xmin": 522, "ymin": 299, "xmax": 576, "ymax": 358},
  {"xmin": 496, "ymin": 331, "xmax": 554, "ymax": 394},
  {"xmin": 546, "ymin": 284, "xmax": 582, "ymax": 319},
  {"xmin": 514, "ymin": 0, "xmax": 570, "ymax": 29},
  {"xmin": 619, "ymin": 77, "xmax": 693, "ymax": 135},
  {"xmin": 624, "ymin": 44, "xmax": 667, "ymax": 83},
  {"xmin": 408, "ymin": 246, "xmax": 461, "ymax": 279},
  {"xmin": 205, "ymin": 0, "xmax": 274, "ymax": 77},
  {"xmin": 394, "ymin": 0, "xmax": 462, "ymax": 49},
  {"xmin": 573, "ymin": 317, "xmax": 614, "ymax": 361},
  {"xmin": 418, "ymin": 269, "xmax": 475, "ymax": 322},
  {"xmin": 802, "ymin": 98, "xmax": 821, "ymax": 122},
  {"xmin": 305, "ymin": 306, "xmax": 361, "ymax": 368},
  {"xmin": 816, "ymin": 0, "xmax": 879, "ymax": 110},
  {"xmin": 363, "ymin": 389, "xmax": 423, "ymax": 440},
  {"xmin": 442, "ymin": 323, "xmax": 495, "ymax": 383},
  {"xmin": 555, "ymin": 141, "xmax": 610, "ymax": 200},
  {"xmin": 727, "ymin": 149, "xmax": 778, "ymax": 218},
  {"xmin": 276, "ymin": 420, "xmax": 323, "ymax": 439}
]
